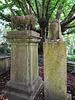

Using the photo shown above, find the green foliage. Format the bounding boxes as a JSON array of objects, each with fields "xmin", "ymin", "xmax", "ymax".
[
  {"xmin": 0, "ymin": 47, "xmax": 5, "ymax": 54},
  {"xmin": 6, "ymin": 47, "xmax": 11, "ymax": 53},
  {"xmin": 0, "ymin": 0, "xmax": 75, "ymax": 52},
  {"xmin": 39, "ymin": 17, "xmax": 47, "ymax": 28},
  {"xmin": 67, "ymin": 54, "xmax": 75, "ymax": 61},
  {"xmin": 0, "ymin": 0, "xmax": 74, "ymax": 32},
  {"xmin": 63, "ymin": 34, "xmax": 70, "ymax": 47},
  {"xmin": 63, "ymin": 33, "xmax": 75, "ymax": 55},
  {"xmin": 0, "ymin": 46, "xmax": 11, "ymax": 54}
]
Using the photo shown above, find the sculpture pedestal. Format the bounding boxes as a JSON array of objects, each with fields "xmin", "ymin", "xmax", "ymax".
[
  {"xmin": 3, "ymin": 30, "xmax": 43, "ymax": 100},
  {"xmin": 43, "ymin": 41, "xmax": 67, "ymax": 100}
]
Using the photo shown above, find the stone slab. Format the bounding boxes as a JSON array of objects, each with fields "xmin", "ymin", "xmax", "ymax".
[
  {"xmin": 43, "ymin": 41, "xmax": 67, "ymax": 100},
  {"xmin": 4, "ymin": 30, "xmax": 41, "ymax": 43},
  {"xmin": 0, "ymin": 56, "xmax": 10, "ymax": 75},
  {"xmin": 7, "ymin": 30, "xmax": 40, "ymax": 37},
  {"xmin": 67, "ymin": 61, "xmax": 75, "ymax": 70}
]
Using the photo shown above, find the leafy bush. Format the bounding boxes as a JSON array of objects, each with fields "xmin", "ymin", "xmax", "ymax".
[
  {"xmin": 0, "ymin": 46, "xmax": 11, "ymax": 54},
  {"xmin": 0, "ymin": 47, "xmax": 5, "ymax": 54},
  {"xmin": 6, "ymin": 48, "xmax": 11, "ymax": 53},
  {"xmin": 67, "ymin": 54, "xmax": 75, "ymax": 61}
]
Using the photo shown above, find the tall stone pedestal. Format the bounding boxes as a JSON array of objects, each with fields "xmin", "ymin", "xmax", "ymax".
[
  {"xmin": 3, "ymin": 30, "xmax": 43, "ymax": 100},
  {"xmin": 43, "ymin": 41, "xmax": 67, "ymax": 100}
]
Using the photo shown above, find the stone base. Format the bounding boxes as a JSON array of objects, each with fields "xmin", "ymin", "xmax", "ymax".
[{"xmin": 3, "ymin": 77, "xmax": 43, "ymax": 100}]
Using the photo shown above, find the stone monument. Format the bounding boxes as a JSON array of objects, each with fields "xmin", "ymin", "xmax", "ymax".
[
  {"xmin": 48, "ymin": 19, "xmax": 63, "ymax": 41},
  {"xmin": 43, "ymin": 19, "xmax": 67, "ymax": 100},
  {"xmin": 11, "ymin": 15, "xmax": 37, "ymax": 30},
  {"xmin": 3, "ymin": 16, "xmax": 43, "ymax": 100}
]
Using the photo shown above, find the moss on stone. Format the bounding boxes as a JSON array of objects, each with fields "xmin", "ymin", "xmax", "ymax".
[{"xmin": 43, "ymin": 41, "xmax": 67, "ymax": 100}]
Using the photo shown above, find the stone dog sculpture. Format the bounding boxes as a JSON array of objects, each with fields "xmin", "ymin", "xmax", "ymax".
[
  {"xmin": 48, "ymin": 19, "xmax": 63, "ymax": 42},
  {"xmin": 11, "ymin": 15, "xmax": 37, "ymax": 30}
]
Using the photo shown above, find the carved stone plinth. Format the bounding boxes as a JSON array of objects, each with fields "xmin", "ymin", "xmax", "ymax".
[{"xmin": 3, "ymin": 30, "xmax": 43, "ymax": 100}]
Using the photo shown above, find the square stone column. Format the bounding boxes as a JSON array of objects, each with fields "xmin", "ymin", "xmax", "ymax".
[
  {"xmin": 43, "ymin": 41, "xmax": 67, "ymax": 100},
  {"xmin": 3, "ymin": 30, "xmax": 43, "ymax": 100}
]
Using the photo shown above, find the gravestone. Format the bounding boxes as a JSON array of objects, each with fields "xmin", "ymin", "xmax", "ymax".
[
  {"xmin": 3, "ymin": 30, "xmax": 43, "ymax": 100},
  {"xmin": 44, "ymin": 19, "xmax": 67, "ymax": 100},
  {"xmin": 0, "ymin": 56, "xmax": 10, "ymax": 75}
]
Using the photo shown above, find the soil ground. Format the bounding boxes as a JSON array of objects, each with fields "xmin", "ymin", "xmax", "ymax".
[{"xmin": 0, "ymin": 66, "xmax": 75, "ymax": 100}]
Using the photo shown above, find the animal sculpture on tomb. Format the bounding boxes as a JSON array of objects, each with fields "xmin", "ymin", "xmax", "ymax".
[
  {"xmin": 48, "ymin": 19, "xmax": 63, "ymax": 42},
  {"xmin": 11, "ymin": 15, "xmax": 37, "ymax": 30}
]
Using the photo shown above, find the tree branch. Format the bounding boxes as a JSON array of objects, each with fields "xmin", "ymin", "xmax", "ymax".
[
  {"xmin": 29, "ymin": 0, "xmax": 32, "ymax": 14},
  {"xmin": 62, "ymin": 30, "xmax": 75, "ymax": 35},
  {"xmin": 0, "ymin": 12, "xmax": 11, "ymax": 22},
  {"xmin": 46, "ymin": 0, "xmax": 51, "ymax": 18},
  {"xmin": 47, "ymin": 0, "xmax": 60, "ymax": 21},
  {"xmin": 0, "ymin": 3, "xmax": 14, "ymax": 10},
  {"xmin": 63, "ymin": 25, "xmax": 75, "ymax": 29},
  {"xmin": 14, "ymin": 10, "xmax": 21, "ymax": 16},
  {"xmin": 56, "ymin": 2, "xmax": 64, "ymax": 20},
  {"xmin": 23, "ymin": 0, "xmax": 29, "ymax": 14},
  {"xmin": 38, "ymin": 0, "xmax": 42, "ymax": 7},
  {"xmin": 26, "ymin": 0, "xmax": 37, "ymax": 17},
  {"xmin": 42, "ymin": 0, "xmax": 45, "ymax": 17},
  {"xmin": 34, "ymin": 0, "xmax": 39, "ymax": 18},
  {"xmin": 67, "ymin": 30, "xmax": 75, "ymax": 34},
  {"xmin": 68, "ymin": 5, "xmax": 75, "ymax": 19},
  {"xmin": 38, "ymin": 0, "xmax": 42, "ymax": 17},
  {"xmin": 61, "ymin": 16, "xmax": 75, "ymax": 27},
  {"xmin": 16, "ymin": 0, "xmax": 27, "ymax": 15},
  {"xmin": 61, "ymin": 4, "xmax": 75, "ymax": 23},
  {"xmin": 24, "ymin": 0, "xmax": 28, "ymax": 11},
  {"xmin": 4, "ymin": 0, "xmax": 15, "ymax": 16}
]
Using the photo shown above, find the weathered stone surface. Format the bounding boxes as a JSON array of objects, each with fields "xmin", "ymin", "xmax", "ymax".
[
  {"xmin": 48, "ymin": 19, "xmax": 63, "ymax": 41},
  {"xmin": 11, "ymin": 15, "xmax": 37, "ymax": 30},
  {"xmin": 43, "ymin": 41, "xmax": 67, "ymax": 100},
  {"xmin": 7, "ymin": 30, "xmax": 40, "ymax": 37},
  {"xmin": 67, "ymin": 93, "xmax": 72, "ymax": 100},
  {"xmin": 3, "ymin": 30, "xmax": 43, "ymax": 100},
  {"xmin": 3, "ymin": 76, "xmax": 43, "ymax": 100},
  {"xmin": 4, "ymin": 30, "xmax": 41, "ymax": 44},
  {"xmin": 67, "ymin": 61, "xmax": 75, "ymax": 71},
  {"xmin": 10, "ymin": 42, "xmax": 38, "ymax": 85},
  {"xmin": 0, "ymin": 56, "xmax": 10, "ymax": 75}
]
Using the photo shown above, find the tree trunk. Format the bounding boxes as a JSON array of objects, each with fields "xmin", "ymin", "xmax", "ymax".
[
  {"xmin": 29, "ymin": 0, "xmax": 32, "ymax": 14},
  {"xmin": 56, "ymin": 2, "xmax": 64, "ymax": 20},
  {"xmin": 39, "ymin": 27, "xmax": 46, "ymax": 53}
]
